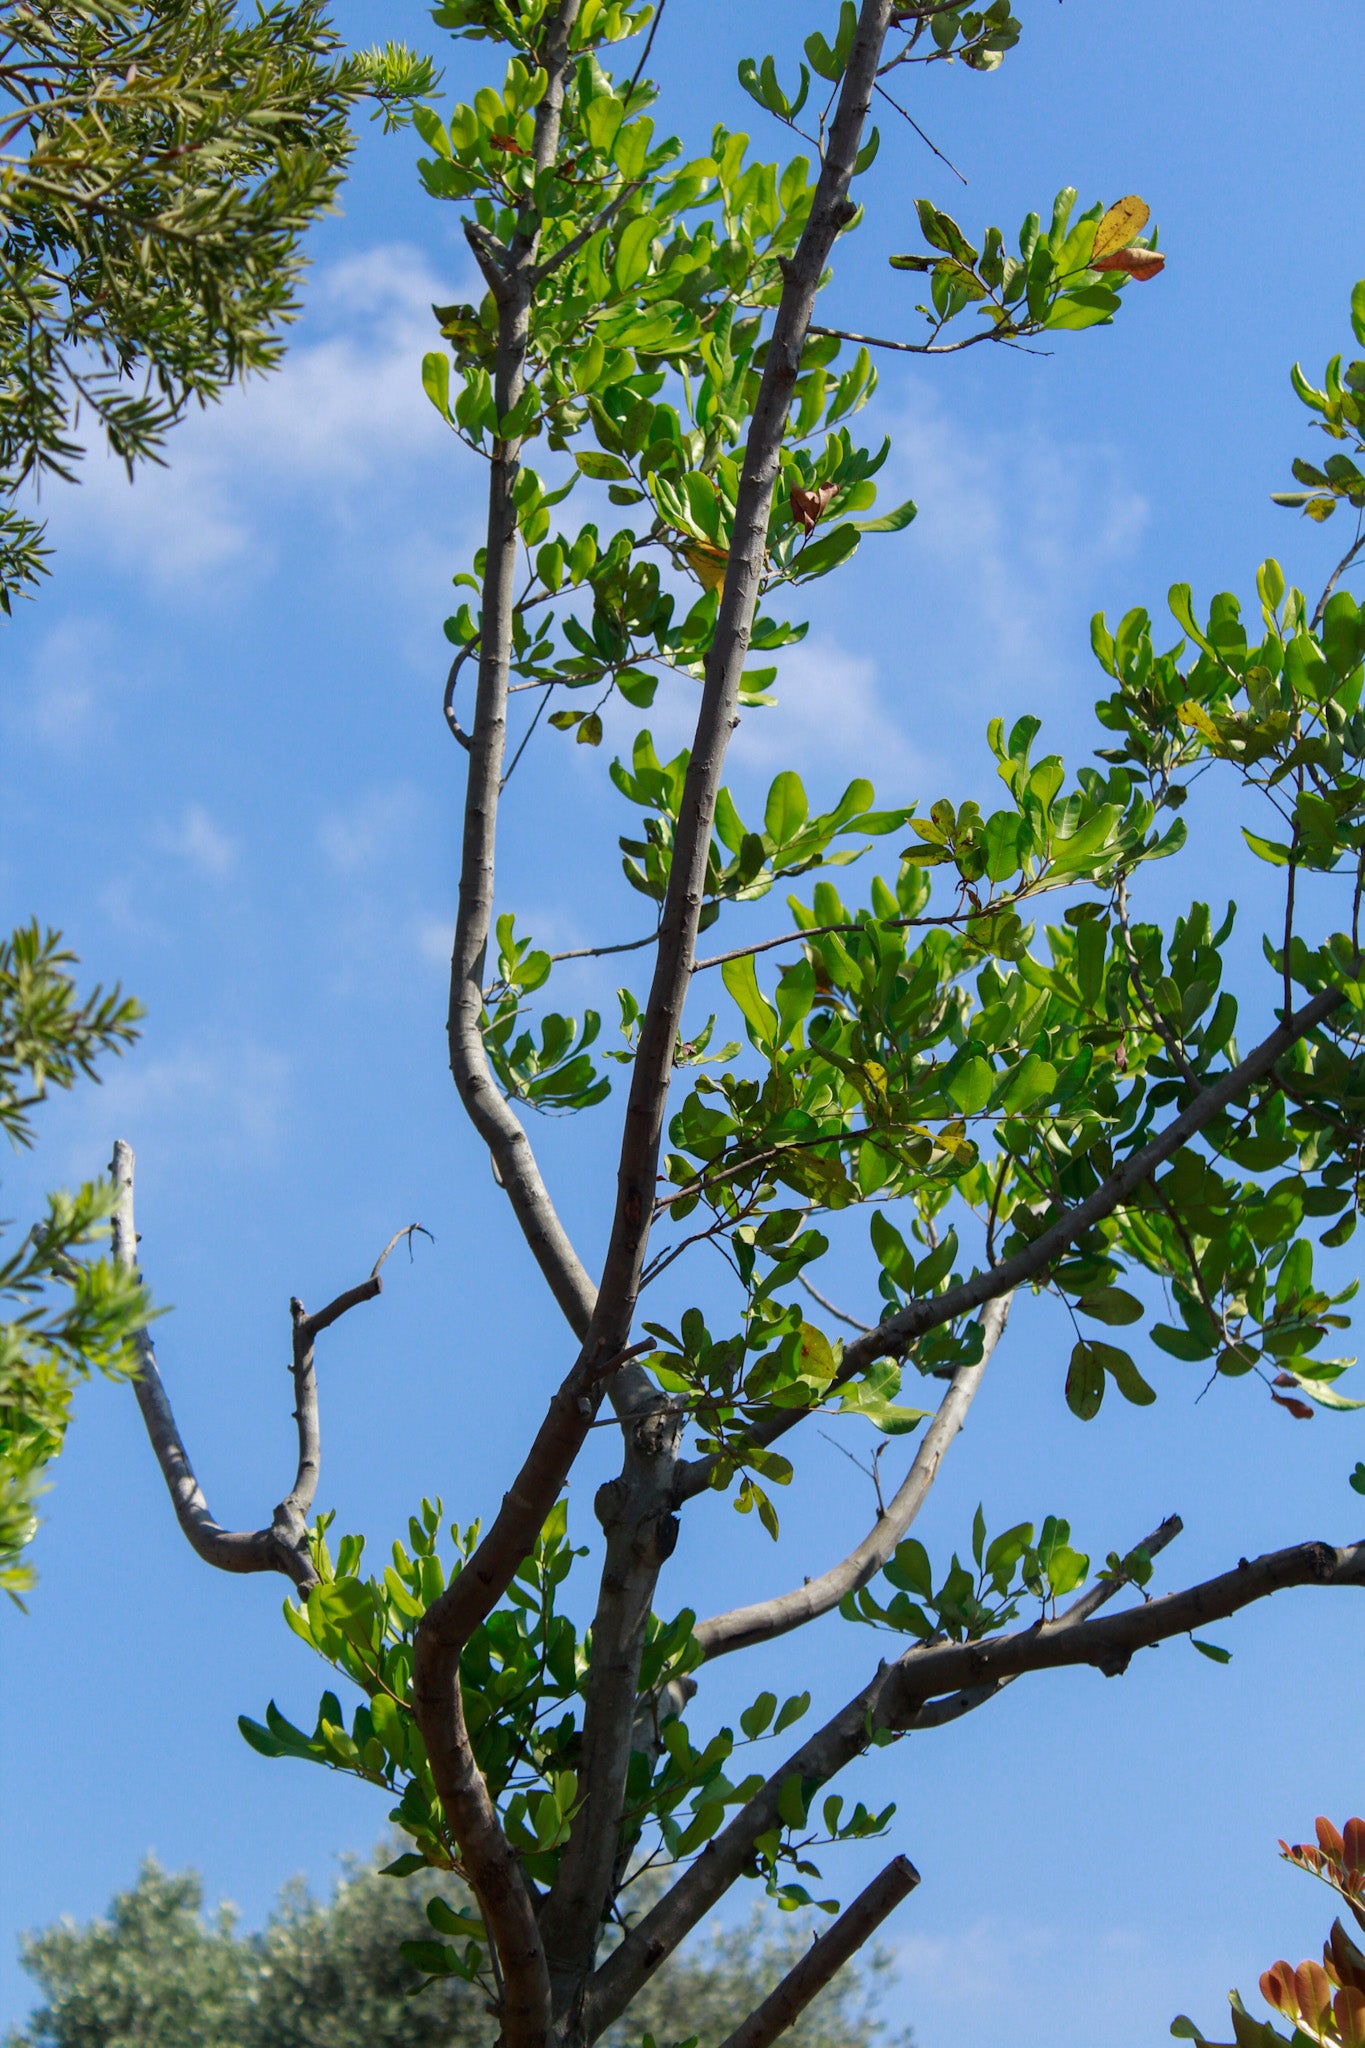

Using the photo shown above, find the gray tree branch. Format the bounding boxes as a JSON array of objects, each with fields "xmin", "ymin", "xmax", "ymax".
[
  {"xmin": 716, "ymin": 1859, "xmax": 916, "ymax": 2048},
  {"xmin": 444, "ymin": 5, "xmax": 597, "ymax": 1346},
  {"xmin": 692, "ymin": 1293, "xmax": 1013, "ymax": 1661},
  {"xmin": 715, "ymin": 1856, "xmax": 920, "ymax": 2048},
  {"xmin": 111, "ymin": 1139, "xmax": 403, "ymax": 1592},
  {"xmin": 584, "ymin": 1522, "xmax": 1360, "ymax": 2038}
]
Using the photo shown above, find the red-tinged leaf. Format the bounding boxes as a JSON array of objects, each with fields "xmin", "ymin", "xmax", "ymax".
[
  {"xmin": 489, "ymin": 134, "xmax": 529, "ymax": 155},
  {"xmin": 1261, "ymin": 1963, "xmax": 1296, "ymax": 2016},
  {"xmin": 1321, "ymin": 1817, "xmax": 1348, "ymax": 1862},
  {"xmin": 1335, "ymin": 1986, "xmax": 1365, "ymax": 2048},
  {"xmin": 1091, "ymin": 246, "xmax": 1166, "ymax": 280},
  {"xmin": 1328, "ymin": 1919, "xmax": 1365, "ymax": 1995},
  {"xmin": 1345, "ymin": 1818, "xmax": 1365, "ymax": 1875},
  {"xmin": 1272, "ymin": 1391, "xmax": 1315, "ymax": 1419},
  {"xmin": 1272, "ymin": 1371, "xmax": 1300, "ymax": 1387},
  {"xmin": 1296, "ymin": 1961, "xmax": 1333, "ymax": 2028},
  {"xmin": 791, "ymin": 483, "xmax": 838, "ymax": 534}
]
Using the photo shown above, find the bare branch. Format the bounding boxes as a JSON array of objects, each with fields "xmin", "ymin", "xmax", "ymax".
[
  {"xmin": 797, "ymin": 1271, "xmax": 872, "ymax": 1332},
  {"xmin": 807, "ymin": 319, "xmax": 1045, "ymax": 358},
  {"xmin": 1311, "ymin": 517, "xmax": 1365, "ymax": 631},
  {"xmin": 693, "ymin": 1293, "xmax": 1012, "ymax": 1661},
  {"xmin": 111, "ymin": 1140, "xmax": 398, "ymax": 1592},
  {"xmin": 872, "ymin": 79, "xmax": 966, "ymax": 183},
  {"xmin": 585, "ymin": 1524, "xmax": 1364, "ymax": 2038},
  {"xmin": 716, "ymin": 1856, "xmax": 920, "ymax": 2048},
  {"xmin": 444, "ymin": 11, "xmax": 597, "ymax": 1344},
  {"xmin": 677, "ymin": 983, "xmax": 1343, "ymax": 1499}
]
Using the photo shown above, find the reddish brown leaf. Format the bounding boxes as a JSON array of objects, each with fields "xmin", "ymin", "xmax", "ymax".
[
  {"xmin": 1091, "ymin": 245, "xmax": 1166, "ymax": 280},
  {"xmin": 1272, "ymin": 1391, "xmax": 1315, "ymax": 1419},
  {"xmin": 791, "ymin": 483, "xmax": 838, "ymax": 533},
  {"xmin": 1328, "ymin": 1919, "xmax": 1365, "ymax": 1995},
  {"xmin": 1345, "ymin": 1818, "xmax": 1365, "ymax": 1875},
  {"xmin": 1336, "ymin": 1985, "xmax": 1365, "ymax": 2048},
  {"xmin": 489, "ymin": 134, "xmax": 529, "ymax": 155},
  {"xmin": 1297, "ymin": 1961, "xmax": 1334, "ymax": 2030},
  {"xmin": 1272, "ymin": 1371, "xmax": 1300, "ymax": 1387},
  {"xmin": 1261, "ymin": 1962, "xmax": 1297, "ymax": 2016},
  {"xmin": 1321, "ymin": 1818, "xmax": 1348, "ymax": 1862}
]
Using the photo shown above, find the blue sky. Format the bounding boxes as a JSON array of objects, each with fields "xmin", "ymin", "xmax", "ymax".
[{"xmin": 3, "ymin": 6, "xmax": 1365, "ymax": 2046}]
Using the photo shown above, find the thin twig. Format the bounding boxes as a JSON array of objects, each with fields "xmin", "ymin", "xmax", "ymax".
[
  {"xmin": 1311, "ymin": 518, "xmax": 1365, "ymax": 632},
  {"xmin": 873, "ymin": 80, "xmax": 965, "ymax": 183},
  {"xmin": 798, "ymin": 1271, "xmax": 873, "ymax": 1332}
]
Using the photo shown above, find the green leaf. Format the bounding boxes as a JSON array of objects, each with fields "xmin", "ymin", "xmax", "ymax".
[
  {"xmin": 614, "ymin": 213, "xmax": 659, "ymax": 291},
  {"xmin": 1065, "ymin": 1339, "xmax": 1105, "ymax": 1420},
  {"xmin": 740, "ymin": 1690, "xmax": 777, "ymax": 1740},
  {"xmin": 773, "ymin": 1690, "xmax": 811, "ymax": 1735},
  {"xmin": 855, "ymin": 498, "xmax": 917, "ymax": 535},
  {"xmin": 765, "ymin": 770, "xmax": 809, "ymax": 846},
  {"xmin": 1351, "ymin": 1462, "xmax": 1365, "ymax": 1496},
  {"xmin": 1192, "ymin": 1638, "xmax": 1232, "ymax": 1664},
  {"xmin": 722, "ymin": 954, "xmax": 778, "ymax": 1047},
  {"xmin": 421, "ymin": 351, "xmax": 451, "ymax": 421},
  {"xmin": 947, "ymin": 1055, "xmax": 993, "ymax": 1115}
]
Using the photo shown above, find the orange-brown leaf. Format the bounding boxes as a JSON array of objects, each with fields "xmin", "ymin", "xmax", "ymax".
[
  {"xmin": 1337, "ymin": 1985, "xmax": 1365, "ymax": 2048},
  {"xmin": 1345, "ymin": 1818, "xmax": 1365, "ymax": 1875},
  {"xmin": 1092, "ymin": 194, "xmax": 1151, "ymax": 261},
  {"xmin": 1321, "ymin": 1818, "xmax": 1348, "ymax": 1862},
  {"xmin": 1091, "ymin": 245, "xmax": 1166, "ymax": 280},
  {"xmin": 1296, "ymin": 1961, "xmax": 1334, "ymax": 2029},
  {"xmin": 1261, "ymin": 1962, "xmax": 1297, "ymax": 2016},
  {"xmin": 791, "ymin": 482, "xmax": 838, "ymax": 533}
]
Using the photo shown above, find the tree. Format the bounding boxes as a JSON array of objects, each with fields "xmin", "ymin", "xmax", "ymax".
[
  {"xmin": 1171, "ymin": 1814, "xmax": 1365, "ymax": 2048},
  {"xmin": 0, "ymin": 1, "xmax": 433, "ymax": 1594},
  {"xmin": 0, "ymin": 0, "xmax": 437, "ymax": 610},
  {"xmin": 0, "ymin": 926, "xmax": 146, "ymax": 1600},
  {"xmin": 7, "ymin": 1850, "xmax": 900, "ymax": 2048},
  {"xmin": 103, "ymin": 5, "xmax": 1365, "ymax": 2048}
]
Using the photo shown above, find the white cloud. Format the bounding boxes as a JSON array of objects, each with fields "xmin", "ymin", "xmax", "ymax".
[
  {"xmin": 889, "ymin": 1913, "xmax": 1237, "ymax": 2048},
  {"xmin": 729, "ymin": 636, "xmax": 928, "ymax": 805},
  {"xmin": 7, "ymin": 615, "xmax": 120, "ymax": 750},
  {"xmin": 28, "ymin": 244, "xmax": 466, "ymax": 586},
  {"xmin": 877, "ymin": 376, "xmax": 1149, "ymax": 711},
  {"xmin": 316, "ymin": 784, "xmax": 422, "ymax": 875},
  {"xmin": 49, "ymin": 1039, "xmax": 291, "ymax": 1181},
  {"xmin": 415, "ymin": 914, "xmax": 453, "ymax": 968},
  {"xmin": 155, "ymin": 804, "xmax": 238, "ymax": 879}
]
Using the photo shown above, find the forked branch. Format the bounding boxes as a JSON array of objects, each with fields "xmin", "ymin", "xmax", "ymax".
[
  {"xmin": 111, "ymin": 1139, "xmax": 413, "ymax": 1592},
  {"xmin": 693, "ymin": 1292, "xmax": 1013, "ymax": 1660}
]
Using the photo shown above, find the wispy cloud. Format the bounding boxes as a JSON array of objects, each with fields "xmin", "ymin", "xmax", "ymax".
[
  {"xmin": 155, "ymin": 804, "xmax": 238, "ymax": 879},
  {"xmin": 42, "ymin": 1038, "xmax": 292, "ymax": 1184},
  {"xmin": 7, "ymin": 615, "xmax": 121, "ymax": 751},
  {"xmin": 316, "ymin": 783, "xmax": 423, "ymax": 876}
]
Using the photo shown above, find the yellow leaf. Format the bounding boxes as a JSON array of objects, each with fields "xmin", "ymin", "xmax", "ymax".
[
  {"xmin": 1092, "ymin": 194, "xmax": 1150, "ymax": 263},
  {"xmin": 684, "ymin": 544, "xmax": 728, "ymax": 593},
  {"xmin": 1179, "ymin": 699, "xmax": 1221, "ymax": 742}
]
